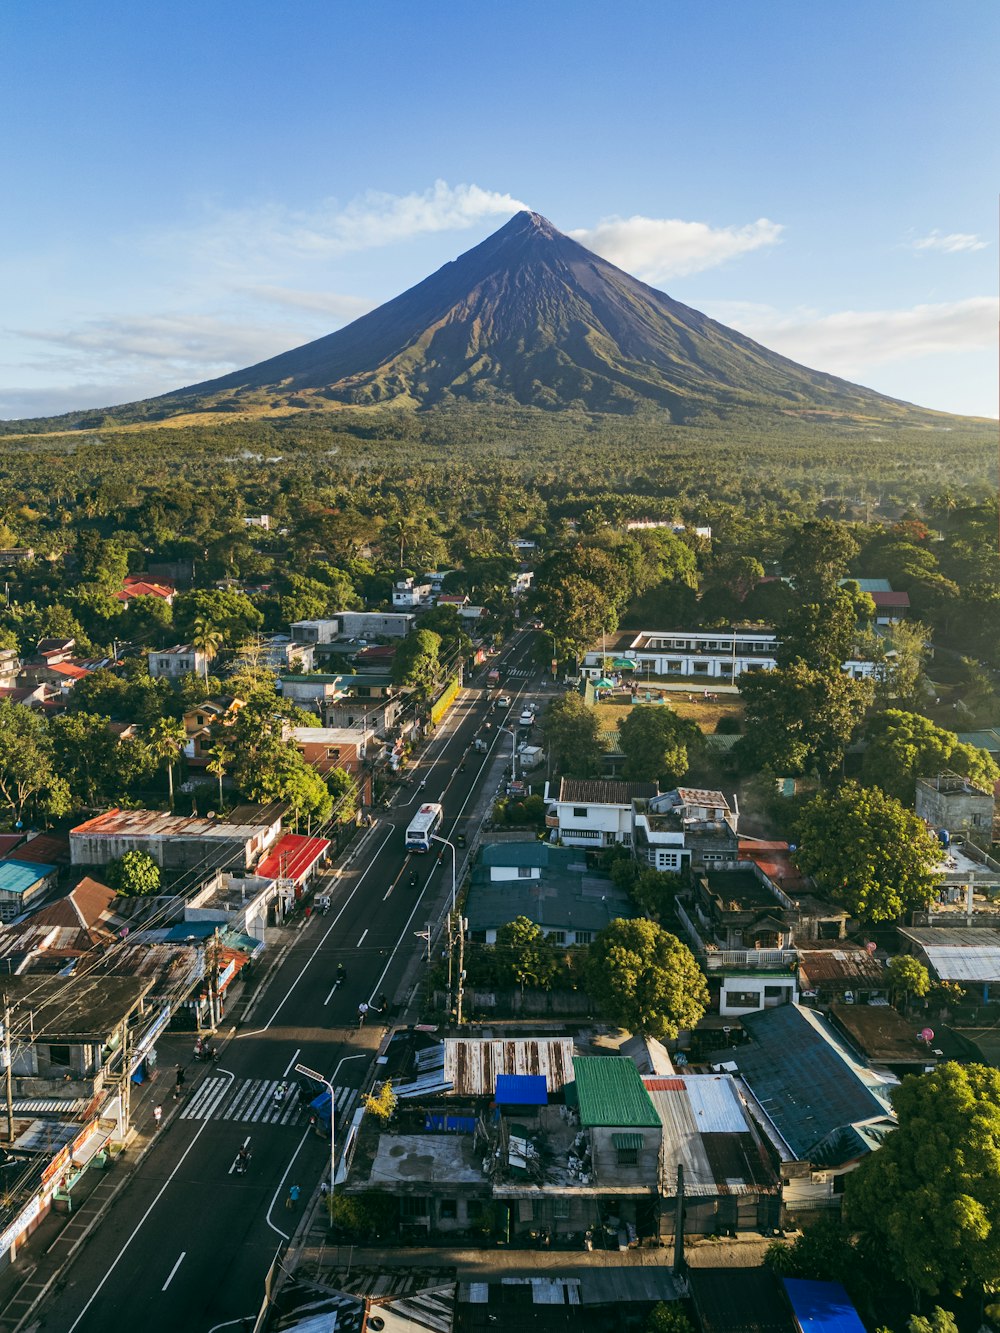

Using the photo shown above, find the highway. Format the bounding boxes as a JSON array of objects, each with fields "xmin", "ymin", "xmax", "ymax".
[{"xmin": 36, "ymin": 630, "xmax": 543, "ymax": 1333}]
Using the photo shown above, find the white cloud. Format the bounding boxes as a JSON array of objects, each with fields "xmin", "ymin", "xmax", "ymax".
[
  {"xmin": 570, "ymin": 214, "xmax": 783, "ymax": 281},
  {"xmin": 239, "ymin": 285, "xmax": 374, "ymax": 320},
  {"xmin": 910, "ymin": 229, "xmax": 987, "ymax": 254},
  {"xmin": 16, "ymin": 314, "xmax": 295, "ymax": 371},
  {"xmin": 165, "ymin": 180, "xmax": 527, "ymax": 272},
  {"xmin": 704, "ymin": 296, "xmax": 995, "ymax": 376}
]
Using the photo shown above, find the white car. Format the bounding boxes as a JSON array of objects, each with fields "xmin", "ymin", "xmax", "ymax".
[
  {"xmin": 519, "ymin": 710, "xmax": 534, "ymax": 727},
  {"xmin": 497, "ymin": 694, "xmax": 512, "ymax": 707}
]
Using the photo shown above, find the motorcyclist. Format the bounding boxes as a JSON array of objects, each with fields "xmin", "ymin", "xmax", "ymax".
[
  {"xmin": 336, "ymin": 961, "xmax": 346, "ymax": 983},
  {"xmin": 236, "ymin": 1145, "xmax": 251, "ymax": 1173},
  {"xmin": 409, "ymin": 870, "xmax": 419, "ymax": 887}
]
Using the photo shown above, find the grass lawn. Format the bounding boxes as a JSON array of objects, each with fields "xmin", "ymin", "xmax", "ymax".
[{"xmin": 592, "ymin": 693, "xmax": 744, "ymax": 735}]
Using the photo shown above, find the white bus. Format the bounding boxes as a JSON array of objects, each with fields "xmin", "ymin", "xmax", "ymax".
[{"xmin": 405, "ymin": 802, "xmax": 444, "ymax": 853}]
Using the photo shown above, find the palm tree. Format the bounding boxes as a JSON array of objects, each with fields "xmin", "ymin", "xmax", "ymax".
[
  {"xmin": 146, "ymin": 718, "xmax": 186, "ymax": 813},
  {"xmin": 206, "ymin": 738, "xmax": 234, "ymax": 812},
  {"xmin": 191, "ymin": 616, "xmax": 224, "ymax": 683}
]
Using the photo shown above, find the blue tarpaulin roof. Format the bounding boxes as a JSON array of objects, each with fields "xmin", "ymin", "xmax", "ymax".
[
  {"xmin": 782, "ymin": 1279, "xmax": 866, "ymax": 1333},
  {"xmin": 495, "ymin": 1074, "xmax": 547, "ymax": 1105}
]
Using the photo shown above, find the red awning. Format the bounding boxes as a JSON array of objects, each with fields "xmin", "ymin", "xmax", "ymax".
[{"xmin": 256, "ymin": 834, "xmax": 330, "ymax": 883}]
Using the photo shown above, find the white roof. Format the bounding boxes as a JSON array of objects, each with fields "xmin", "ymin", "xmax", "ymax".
[{"xmin": 899, "ymin": 928, "xmax": 1000, "ymax": 983}]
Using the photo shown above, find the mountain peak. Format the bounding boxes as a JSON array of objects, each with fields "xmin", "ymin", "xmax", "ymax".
[{"xmin": 111, "ymin": 209, "xmax": 928, "ymax": 424}]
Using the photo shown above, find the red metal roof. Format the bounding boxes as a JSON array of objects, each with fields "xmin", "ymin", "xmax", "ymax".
[
  {"xmin": 48, "ymin": 662, "xmax": 90, "ymax": 679},
  {"xmin": 870, "ymin": 590, "xmax": 910, "ymax": 607},
  {"xmin": 255, "ymin": 833, "xmax": 330, "ymax": 882}
]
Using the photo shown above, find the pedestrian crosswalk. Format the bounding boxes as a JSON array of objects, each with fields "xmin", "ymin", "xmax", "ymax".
[
  {"xmin": 506, "ymin": 668, "xmax": 532, "ymax": 679},
  {"xmin": 180, "ymin": 1076, "xmax": 357, "ymax": 1125}
]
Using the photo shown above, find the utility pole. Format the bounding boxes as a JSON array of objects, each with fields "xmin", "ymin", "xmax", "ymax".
[
  {"xmin": 456, "ymin": 918, "xmax": 466, "ymax": 1026},
  {"xmin": 446, "ymin": 911, "xmax": 454, "ymax": 1019},
  {"xmin": 208, "ymin": 927, "xmax": 221, "ymax": 1030},
  {"xmin": 3, "ymin": 998, "xmax": 13, "ymax": 1143},
  {"xmin": 672, "ymin": 1162, "xmax": 685, "ymax": 1276}
]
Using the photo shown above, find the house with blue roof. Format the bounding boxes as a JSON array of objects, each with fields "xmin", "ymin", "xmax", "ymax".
[{"xmin": 0, "ymin": 858, "xmax": 58, "ymax": 921}]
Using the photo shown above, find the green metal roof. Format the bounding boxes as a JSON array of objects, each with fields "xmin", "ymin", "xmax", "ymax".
[
  {"xmin": 840, "ymin": 578, "xmax": 891, "ymax": 593},
  {"xmin": 611, "ymin": 1132, "xmax": 645, "ymax": 1150},
  {"xmin": 0, "ymin": 858, "xmax": 56, "ymax": 896},
  {"xmin": 571, "ymin": 1057, "xmax": 660, "ymax": 1129},
  {"xmin": 957, "ymin": 729, "xmax": 1000, "ymax": 753},
  {"xmin": 479, "ymin": 842, "xmax": 568, "ymax": 869}
]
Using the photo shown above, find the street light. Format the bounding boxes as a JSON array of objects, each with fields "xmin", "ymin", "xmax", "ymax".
[
  {"xmin": 295, "ymin": 1062, "xmax": 336, "ymax": 1198},
  {"xmin": 431, "ymin": 833, "xmax": 457, "ymax": 915}
]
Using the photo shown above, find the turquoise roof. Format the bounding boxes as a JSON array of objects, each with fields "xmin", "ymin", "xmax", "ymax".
[
  {"xmin": 0, "ymin": 858, "xmax": 56, "ymax": 896},
  {"xmin": 571, "ymin": 1056, "xmax": 660, "ymax": 1128},
  {"xmin": 840, "ymin": 578, "xmax": 891, "ymax": 593},
  {"xmin": 479, "ymin": 842, "xmax": 570, "ymax": 869}
]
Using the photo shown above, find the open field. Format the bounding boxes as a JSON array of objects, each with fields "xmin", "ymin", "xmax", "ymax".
[{"xmin": 592, "ymin": 693, "xmax": 745, "ymax": 735}]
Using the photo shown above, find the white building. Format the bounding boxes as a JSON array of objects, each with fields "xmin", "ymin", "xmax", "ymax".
[
  {"xmin": 392, "ymin": 578, "xmax": 433, "ymax": 609},
  {"xmin": 545, "ymin": 778, "xmax": 658, "ymax": 848},
  {"xmin": 582, "ymin": 629, "xmax": 877, "ymax": 684},
  {"xmin": 148, "ymin": 644, "xmax": 209, "ymax": 680},
  {"xmin": 337, "ymin": 610, "xmax": 413, "ymax": 639},
  {"xmin": 632, "ymin": 788, "xmax": 739, "ymax": 873}
]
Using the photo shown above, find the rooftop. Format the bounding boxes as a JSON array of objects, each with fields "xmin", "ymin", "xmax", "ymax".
[
  {"xmin": 444, "ymin": 1037, "xmax": 575, "ymax": 1097},
  {"xmin": 782, "ymin": 1279, "xmax": 866, "ymax": 1333},
  {"xmin": 0, "ymin": 974, "xmax": 153, "ymax": 1040},
  {"xmin": 255, "ymin": 833, "xmax": 330, "ymax": 882},
  {"xmin": 70, "ymin": 808, "xmax": 273, "ymax": 842},
  {"xmin": 829, "ymin": 1002, "xmax": 936, "ymax": 1067},
  {"xmin": 0, "ymin": 859, "xmax": 57, "ymax": 896},
  {"xmin": 690, "ymin": 1268, "xmax": 793, "ymax": 1333},
  {"xmin": 797, "ymin": 948, "xmax": 885, "ymax": 988},
  {"xmin": 571, "ymin": 1056, "xmax": 660, "ymax": 1129},
  {"xmin": 897, "ymin": 926, "xmax": 1000, "ymax": 983},
  {"xmin": 465, "ymin": 867, "xmax": 632, "ymax": 934},
  {"xmin": 558, "ymin": 778, "xmax": 658, "ymax": 805},
  {"xmin": 717, "ymin": 1004, "xmax": 893, "ymax": 1160},
  {"xmin": 366, "ymin": 1132, "xmax": 484, "ymax": 1187},
  {"xmin": 704, "ymin": 869, "xmax": 780, "ymax": 912}
]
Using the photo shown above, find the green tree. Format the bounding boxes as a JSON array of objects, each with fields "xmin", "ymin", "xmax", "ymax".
[
  {"xmin": 391, "ymin": 628, "xmax": 442, "ymax": 699},
  {"xmin": 619, "ymin": 706, "xmax": 699, "ymax": 784},
  {"xmin": 886, "ymin": 955, "xmax": 931, "ymax": 1008},
  {"xmin": 795, "ymin": 781, "xmax": 941, "ymax": 923},
  {"xmin": 0, "ymin": 700, "xmax": 58, "ymax": 821},
  {"xmin": 190, "ymin": 616, "xmax": 224, "ymax": 682},
  {"xmin": 862, "ymin": 710, "xmax": 998, "ymax": 804},
  {"xmin": 145, "ymin": 717, "xmax": 187, "ymax": 812},
  {"xmin": 783, "ymin": 519, "xmax": 859, "ymax": 601},
  {"xmin": 586, "ymin": 918, "xmax": 708, "ymax": 1039},
  {"xmin": 494, "ymin": 917, "xmax": 559, "ymax": 991},
  {"xmin": 765, "ymin": 1215, "xmax": 861, "ymax": 1286},
  {"xmin": 907, "ymin": 1310, "xmax": 958, "ymax": 1333},
  {"xmin": 541, "ymin": 692, "xmax": 604, "ymax": 777},
  {"xmin": 739, "ymin": 663, "xmax": 872, "ymax": 778},
  {"xmin": 107, "ymin": 849, "xmax": 161, "ymax": 896},
  {"xmin": 235, "ymin": 738, "xmax": 333, "ymax": 828},
  {"xmin": 206, "ymin": 738, "xmax": 234, "ymax": 811},
  {"xmin": 51, "ymin": 711, "xmax": 154, "ymax": 809},
  {"xmin": 531, "ymin": 573, "xmax": 617, "ymax": 661},
  {"xmin": 845, "ymin": 1062, "xmax": 1000, "ymax": 1299},
  {"xmin": 173, "ymin": 588, "xmax": 262, "ymax": 642},
  {"xmin": 646, "ymin": 1303, "xmax": 695, "ymax": 1333},
  {"xmin": 629, "ymin": 868, "xmax": 684, "ymax": 922},
  {"xmin": 777, "ymin": 588, "xmax": 873, "ymax": 673}
]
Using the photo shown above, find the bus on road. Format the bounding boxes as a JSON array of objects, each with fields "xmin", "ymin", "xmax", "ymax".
[{"xmin": 405, "ymin": 802, "xmax": 444, "ymax": 852}]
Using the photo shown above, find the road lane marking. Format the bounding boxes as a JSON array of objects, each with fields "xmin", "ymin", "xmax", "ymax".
[
  {"xmin": 323, "ymin": 979, "xmax": 340, "ymax": 1005},
  {"xmin": 241, "ymin": 826, "xmax": 393, "ymax": 1035},
  {"xmin": 67, "ymin": 1066, "xmax": 235, "ymax": 1333},
  {"xmin": 161, "ymin": 1252, "xmax": 185, "ymax": 1291},
  {"xmin": 283, "ymin": 1048, "xmax": 301, "ymax": 1077},
  {"xmin": 357, "ymin": 928, "xmax": 368, "ymax": 947}
]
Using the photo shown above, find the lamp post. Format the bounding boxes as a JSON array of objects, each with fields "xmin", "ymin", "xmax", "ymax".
[
  {"xmin": 430, "ymin": 834, "xmax": 457, "ymax": 915},
  {"xmin": 295, "ymin": 1062, "xmax": 336, "ymax": 1197}
]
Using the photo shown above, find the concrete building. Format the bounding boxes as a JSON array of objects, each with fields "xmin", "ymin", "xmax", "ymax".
[
  {"xmin": 69, "ymin": 807, "xmax": 281, "ymax": 873},
  {"xmin": 336, "ymin": 610, "xmax": 414, "ymax": 639},
  {"xmin": 632, "ymin": 788, "xmax": 739, "ymax": 873},
  {"xmin": 546, "ymin": 778, "xmax": 658, "ymax": 848},
  {"xmin": 147, "ymin": 644, "xmax": 208, "ymax": 680},
  {"xmin": 0, "ymin": 859, "xmax": 59, "ymax": 922},
  {"xmin": 392, "ymin": 578, "xmax": 433, "ymax": 610},
  {"xmin": 916, "ymin": 771, "xmax": 995, "ymax": 836}
]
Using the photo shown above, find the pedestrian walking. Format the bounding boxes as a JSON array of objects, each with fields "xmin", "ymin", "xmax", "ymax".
[
  {"xmin": 286, "ymin": 1183, "xmax": 301, "ymax": 1210},
  {"xmin": 357, "ymin": 1001, "xmax": 369, "ymax": 1027},
  {"xmin": 174, "ymin": 1065, "xmax": 185, "ymax": 1099},
  {"xmin": 304, "ymin": 905, "xmax": 312, "ymax": 921},
  {"xmin": 153, "ymin": 1105, "xmax": 163, "ymax": 1130}
]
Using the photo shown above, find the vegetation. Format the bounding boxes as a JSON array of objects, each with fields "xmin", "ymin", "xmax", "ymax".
[
  {"xmin": 541, "ymin": 691, "xmax": 604, "ymax": 777},
  {"xmin": 107, "ymin": 849, "xmax": 161, "ymax": 896},
  {"xmin": 795, "ymin": 782, "xmax": 941, "ymax": 923},
  {"xmin": 618, "ymin": 705, "xmax": 700, "ymax": 784},
  {"xmin": 586, "ymin": 918, "xmax": 709, "ymax": 1039},
  {"xmin": 361, "ymin": 1080, "xmax": 397, "ymax": 1125},
  {"xmin": 862, "ymin": 709, "xmax": 999, "ymax": 804},
  {"xmin": 886, "ymin": 955, "xmax": 931, "ymax": 1007}
]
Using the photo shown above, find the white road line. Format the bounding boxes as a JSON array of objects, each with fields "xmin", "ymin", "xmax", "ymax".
[
  {"xmin": 382, "ymin": 883, "xmax": 394, "ymax": 900},
  {"xmin": 283, "ymin": 1048, "xmax": 301, "ymax": 1077},
  {"xmin": 67, "ymin": 1067, "xmax": 234, "ymax": 1333},
  {"xmin": 242, "ymin": 826, "xmax": 393, "ymax": 1035},
  {"xmin": 161, "ymin": 1251, "xmax": 185, "ymax": 1291},
  {"xmin": 323, "ymin": 979, "xmax": 340, "ymax": 1005},
  {"xmin": 357, "ymin": 927, "xmax": 369, "ymax": 947},
  {"xmin": 265, "ymin": 1128, "xmax": 310, "ymax": 1240}
]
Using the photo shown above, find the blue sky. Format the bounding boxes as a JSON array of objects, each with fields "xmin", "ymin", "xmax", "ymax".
[{"xmin": 1, "ymin": 0, "xmax": 996, "ymax": 419}]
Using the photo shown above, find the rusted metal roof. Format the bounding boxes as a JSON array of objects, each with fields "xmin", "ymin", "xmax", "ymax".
[{"xmin": 443, "ymin": 1037, "xmax": 574, "ymax": 1096}]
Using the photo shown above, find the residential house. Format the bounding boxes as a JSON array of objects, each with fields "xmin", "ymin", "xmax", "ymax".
[
  {"xmin": 70, "ymin": 806, "xmax": 282, "ymax": 873},
  {"xmin": 289, "ymin": 618, "xmax": 340, "ymax": 644},
  {"xmin": 827, "ymin": 1003, "xmax": 939, "ymax": 1077},
  {"xmin": 34, "ymin": 637, "xmax": 77, "ymax": 666},
  {"xmin": 435, "ymin": 593, "xmax": 469, "ymax": 611},
  {"xmin": 709, "ymin": 1004, "xmax": 896, "ymax": 1214},
  {"xmin": 12, "ymin": 834, "xmax": 70, "ymax": 868},
  {"xmin": 242, "ymin": 514, "xmax": 271, "ymax": 530},
  {"xmin": 916, "ymin": 771, "xmax": 995, "ymax": 836},
  {"xmin": 323, "ymin": 694, "xmax": 403, "ymax": 739},
  {"xmin": 840, "ymin": 578, "xmax": 909, "ymax": 625},
  {"xmin": 0, "ymin": 859, "xmax": 59, "ymax": 922},
  {"xmin": 642, "ymin": 1073, "xmax": 781, "ymax": 1235},
  {"xmin": 286, "ymin": 726, "xmax": 377, "ymax": 803},
  {"xmin": 334, "ymin": 610, "xmax": 413, "ymax": 639},
  {"xmin": 182, "ymin": 695, "xmax": 243, "ymax": 766},
  {"xmin": 148, "ymin": 644, "xmax": 208, "ymax": 680},
  {"xmin": 278, "ymin": 673, "xmax": 344, "ymax": 708},
  {"xmin": 896, "ymin": 925, "xmax": 1000, "ymax": 1004},
  {"xmin": 0, "ymin": 547, "xmax": 35, "ymax": 566},
  {"xmin": 510, "ymin": 570, "xmax": 534, "ymax": 596},
  {"xmin": 392, "ymin": 578, "xmax": 433, "ymax": 610},
  {"xmin": 0, "ymin": 878, "xmax": 118, "ymax": 973},
  {"xmin": 243, "ymin": 634, "xmax": 315, "ymax": 674},
  {"xmin": 20, "ymin": 655, "xmax": 93, "ymax": 697},
  {"xmin": 0, "ymin": 648, "xmax": 19, "ymax": 687},
  {"xmin": 464, "ymin": 843, "xmax": 633, "ymax": 946},
  {"xmin": 797, "ymin": 948, "xmax": 888, "ymax": 1008},
  {"xmin": 546, "ymin": 778, "xmax": 658, "ymax": 848},
  {"xmin": 632, "ymin": 787, "xmax": 739, "ymax": 873},
  {"xmin": 114, "ymin": 575, "xmax": 175, "ymax": 606}
]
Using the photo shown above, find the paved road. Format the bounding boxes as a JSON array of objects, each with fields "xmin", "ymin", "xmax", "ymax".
[{"xmin": 36, "ymin": 631, "xmax": 544, "ymax": 1333}]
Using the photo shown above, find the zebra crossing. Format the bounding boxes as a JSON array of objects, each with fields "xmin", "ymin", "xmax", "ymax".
[
  {"xmin": 180, "ymin": 1076, "xmax": 357, "ymax": 1125},
  {"xmin": 506, "ymin": 667, "xmax": 532, "ymax": 679}
]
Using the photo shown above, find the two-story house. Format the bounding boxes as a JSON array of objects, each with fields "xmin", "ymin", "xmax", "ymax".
[
  {"xmin": 392, "ymin": 578, "xmax": 433, "ymax": 610},
  {"xmin": 545, "ymin": 778, "xmax": 658, "ymax": 848},
  {"xmin": 148, "ymin": 644, "xmax": 209, "ymax": 680},
  {"xmin": 182, "ymin": 695, "xmax": 244, "ymax": 766},
  {"xmin": 632, "ymin": 787, "xmax": 739, "ymax": 873}
]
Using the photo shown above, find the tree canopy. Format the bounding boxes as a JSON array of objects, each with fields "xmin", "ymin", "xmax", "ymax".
[
  {"xmin": 541, "ymin": 691, "xmax": 604, "ymax": 777},
  {"xmin": 739, "ymin": 662, "xmax": 872, "ymax": 778},
  {"xmin": 795, "ymin": 781, "xmax": 941, "ymax": 923},
  {"xmin": 618, "ymin": 705, "xmax": 699, "ymax": 784},
  {"xmin": 586, "ymin": 918, "xmax": 708, "ymax": 1039},
  {"xmin": 862, "ymin": 709, "xmax": 999, "ymax": 804}
]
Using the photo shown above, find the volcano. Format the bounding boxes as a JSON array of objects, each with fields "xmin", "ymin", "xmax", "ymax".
[{"xmin": 86, "ymin": 211, "xmax": 942, "ymax": 423}]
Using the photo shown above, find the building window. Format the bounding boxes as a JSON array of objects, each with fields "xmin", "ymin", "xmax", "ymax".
[
  {"xmin": 764, "ymin": 985, "xmax": 787, "ymax": 998},
  {"xmin": 693, "ymin": 662, "xmax": 709, "ymax": 674},
  {"xmin": 616, "ymin": 1146, "xmax": 639, "ymax": 1166},
  {"xmin": 48, "ymin": 1044, "xmax": 71, "ymax": 1067},
  {"xmin": 440, "ymin": 1199, "xmax": 458, "ymax": 1220},
  {"xmin": 400, "ymin": 1196, "xmax": 429, "ymax": 1218},
  {"xmin": 727, "ymin": 990, "xmax": 760, "ymax": 1008},
  {"xmin": 575, "ymin": 931, "xmax": 593, "ymax": 945},
  {"xmin": 518, "ymin": 866, "xmax": 532, "ymax": 879},
  {"xmin": 567, "ymin": 829, "xmax": 601, "ymax": 840},
  {"xmin": 656, "ymin": 851, "xmax": 679, "ymax": 870},
  {"xmin": 572, "ymin": 807, "xmax": 588, "ymax": 818},
  {"xmin": 547, "ymin": 930, "xmax": 566, "ymax": 945},
  {"xmin": 621, "ymin": 832, "xmax": 631, "ymax": 845},
  {"xmin": 553, "ymin": 1197, "xmax": 571, "ymax": 1219},
  {"xmin": 467, "ymin": 1199, "xmax": 484, "ymax": 1220},
  {"xmin": 325, "ymin": 748, "xmax": 341, "ymax": 760}
]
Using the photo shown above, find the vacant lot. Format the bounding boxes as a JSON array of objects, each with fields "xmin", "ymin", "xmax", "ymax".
[{"xmin": 592, "ymin": 693, "xmax": 744, "ymax": 735}]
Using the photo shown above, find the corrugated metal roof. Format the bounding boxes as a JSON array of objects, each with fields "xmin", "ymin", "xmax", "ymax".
[
  {"xmin": 572, "ymin": 1056, "xmax": 660, "ymax": 1128},
  {"xmin": 0, "ymin": 858, "xmax": 56, "ymax": 894},
  {"xmin": 558, "ymin": 778, "xmax": 658, "ymax": 804},
  {"xmin": 611, "ymin": 1132, "xmax": 644, "ymax": 1150},
  {"xmin": 443, "ymin": 1038, "xmax": 574, "ymax": 1096},
  {"xmin": 921, "ymin": 946, "xmax": 1000, "ymax": 983},
  {"xmin": 685, "ymin": 1074, "xmax": 757, "ymax": 1133}
]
